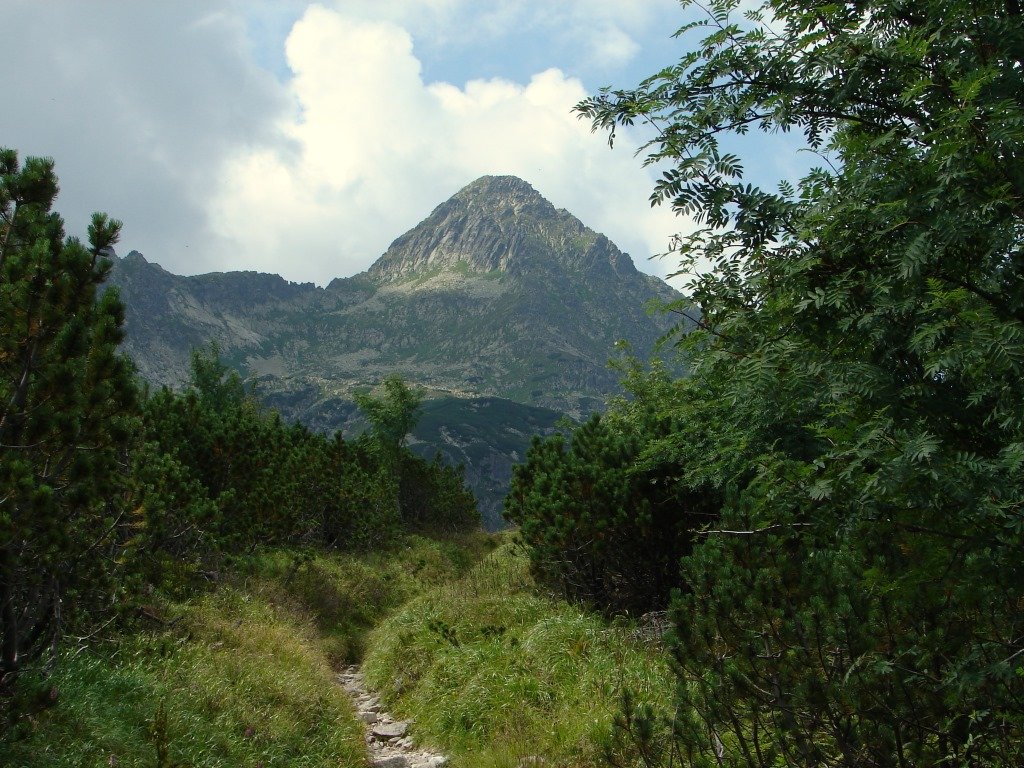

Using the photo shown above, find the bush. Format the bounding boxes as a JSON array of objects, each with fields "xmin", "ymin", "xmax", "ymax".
[{"xmin": 506, "ymin": 361, "xmax": 719, "ymax": 615}]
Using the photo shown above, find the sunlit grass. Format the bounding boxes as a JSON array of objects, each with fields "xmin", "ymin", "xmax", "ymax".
[
  {"xmin": 362, "ymin": 541, "xmax": 672, "ymax": 768},
  {"xmin": 1, "ymin": 532, "xmax": 494, "ymax": 767},
  {"xmin": 3, "ymin": 586, "xmax": 366, "ymax": 768},
  {"xmin": 1, "ymin": 533, "xmax": 663, "ymax": 767}
]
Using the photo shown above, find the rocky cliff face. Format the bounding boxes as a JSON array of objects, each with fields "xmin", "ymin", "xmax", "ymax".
[
  {"xmin": 107, "ymin": 175, "xmax": 686, "ymax": 527},
  {"xmin": 368, "ymin": 176, "xmax": 638, "ymax": 281}
]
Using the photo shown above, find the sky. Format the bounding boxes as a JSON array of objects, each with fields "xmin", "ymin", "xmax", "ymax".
[{"xmin": 4, "ymin": 0, "xmax": 808, "ymax": 287}]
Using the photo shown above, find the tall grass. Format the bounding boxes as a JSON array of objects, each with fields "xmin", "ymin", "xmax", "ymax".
[
  {"xmin": 2, "ymin": 587, "xmax": 367, "ymax": 768},
  {"xmin": 1, "ymin": 533, "xmax": 494, "ymax": 767},
  {"xmin": 2, "ymin": 533, "xmax": 662, "ymax": 767},
  {"xmin": 361, "ymin": 541, "xmax": 672, "ymax": 768},
  {"xmin": 248, "ymin": 531, "xmax": 494, "ymax": 663}
]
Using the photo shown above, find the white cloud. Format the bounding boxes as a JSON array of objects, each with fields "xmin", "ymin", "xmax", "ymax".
[
  {"xmin": 579, "ymin": 23, "xmax": 642, "ymax": 69},
  {"xmin": 1, "ymin": 0, "xmax": 289, "ymax": 274},
  {"xmin": 209, "ymin": 5, "xmax": 686, "ymax": 285},
  {"xmin": 2, "ymin": 1, "xmax": 699, "ymax": 287}
]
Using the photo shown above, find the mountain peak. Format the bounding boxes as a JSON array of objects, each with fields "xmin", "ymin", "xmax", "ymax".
[
  {"xmin": 367, "ymin": 175, "xmax": 634, "ymax": 281},
  {"xmin": 455, "ymin": 174, "xmax": 541, "ymax": 198},
  {"xmin": 448, "ymin": 175, "xmax": 557, "ymax": 221}
]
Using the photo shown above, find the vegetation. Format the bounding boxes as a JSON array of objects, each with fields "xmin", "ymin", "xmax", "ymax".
[
  {"xmin": 355, "ymin": 374, "xmax": 425, "ymax": 454},
  {"xmin": 506, "ymin": 358, "xmax": 720, "ymax": 614},
  {"xmin": 0, "ymin": 150, "xmax": 136, "ymax": 676},
  {"xmin": 412, "ymin": 396, "xmax": 568, "ymax": 530},
  {"xmin": 0, "ymin": 147, "xmax": 480, "ymax": 765},
  {"xmin": 2, "ymin": 536, "xmax": 486, "ymax": 767},
  {"xmin": 129, "ymin": 343, "xmax": 480, "ymax": 584},
  {"xmin": 362, "ymin": 540, "xmax": 672, "ymax": 768},
  {"xmin": 6, "ymin": 0, "xmax": 1024, "ymax": 764},
  {"xmin": 507, "ymin": 0, "xmax": 1024, "ymax": 765}
]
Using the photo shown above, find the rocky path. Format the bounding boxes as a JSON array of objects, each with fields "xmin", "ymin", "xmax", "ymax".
[{"xmin": 338, "ymin": 666, "xmax": 449, "ymax": 768}]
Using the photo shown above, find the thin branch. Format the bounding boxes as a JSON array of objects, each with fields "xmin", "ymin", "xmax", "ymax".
[{"xmin": 697, "ymin": 522, "xmax": 814, "ymax": 535}]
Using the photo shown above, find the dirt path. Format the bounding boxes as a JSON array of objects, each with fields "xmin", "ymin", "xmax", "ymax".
[{"xmin": 338, "ymin": 666, "xmax": 449, "ymax": 768}]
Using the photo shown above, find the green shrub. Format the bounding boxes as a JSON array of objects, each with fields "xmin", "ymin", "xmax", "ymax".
[
  {"xmin": 398, "ymin": 452, "xmax": 479, "ymax": 534},
  {"xmin": 506, "ymin": 369, "xmax": 720, "ymax": 615}
]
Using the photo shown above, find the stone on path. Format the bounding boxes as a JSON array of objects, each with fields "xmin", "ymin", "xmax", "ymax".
[
  {"xmin": 372, "ymin": 757, "xmax": 409, "ymax": 768},
  {"xmin": 372, "ymin": 721, "xmax": 410, "ymax": 740}
]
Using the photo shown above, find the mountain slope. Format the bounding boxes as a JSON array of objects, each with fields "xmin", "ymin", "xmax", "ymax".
[
  {"xmin": 107, "ymin": 176, "xmax": 684, "ymax": 526},
  {"xmin": 329, "ymin": 175, "xmax": 678, "ymax": 413}
]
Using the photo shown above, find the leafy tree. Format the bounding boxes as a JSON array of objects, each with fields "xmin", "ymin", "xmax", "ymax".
[
  {"xmin": 188, "ymin": 342, "xmax": 247, "ymax": 412},
  {"xmin": 577, "ymin": 0, "xmax": 1024, "ymax": 764},
  {"xmin": 354, "ymin": 375, "xmax": 424, "ymax": 454},
  {"xmin": 0, "ymin": 149, "xmax": 135, "ymax": 677},
  {"xmin": 356, "ymin": 376, "xmax": 479, "ymax": 534}
]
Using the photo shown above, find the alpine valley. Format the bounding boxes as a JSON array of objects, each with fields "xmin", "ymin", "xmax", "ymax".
[{"xmin": 108, "ymin": 175, "xmax": 683, "ymax": 527}]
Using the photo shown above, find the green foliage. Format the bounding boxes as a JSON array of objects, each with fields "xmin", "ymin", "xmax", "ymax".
[
  {"xmin": 575, "ymin": 0, "xmax": 1024, "ymax": 764},
  {"xmin": 0, "ymin": 537, "xmax": 493, "ymax": 765},
  {"xmin": 188, "ymin": 342, "xmax": 247, "ymax": 412},
  {"xmin": 245, "ymin": 534, "xmax": 493, "ymax": 663},
  {"xmin": 130, "ymin": 356, "xmax": 479, "ymax": 592},
  {"xmin": 355, "ymin": 374, "xmax": 424, "ymax": 453},
  {"xmin": 0, "ymin": 573, "xmax": 367, "ymax": 767},
  {"xmin": 355, "ymin": 375, "xmax": 481, "ymax": 535},
  {"xmin": 506, "ymin": 358, "xmax": 719, "ymax": 615},
  {"xmin": 0, "ymin": 149, "xmax": 136, "ymax": 677},
  {"xmin": 398, "ymin": 452, "xmax": 480, "ymax": 534},
  {"xmin": 412, "ymin": 396, "xmax": 568, "ymax": 530},
  {"xmin": 137, "ymin": 351, "xmax": 385, "ymax": 560}
]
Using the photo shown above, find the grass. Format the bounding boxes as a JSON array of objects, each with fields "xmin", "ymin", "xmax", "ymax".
[
  {"xmin": 246, "ymin": 532, "xmax": 495, "ymax": 663},
  {"xmin": 1, "ymin": 533, "xmax": 667, "ymax": 767},
  {"xmin": 1, "ymin": 533, "xmax": 494, "ymax": 768},
  {"xmin": 361, "ymin": 540, "xmax": 673, "ymax": 768},
  {"xmin": 3, "ymin": 588, "xmax": 367, "ymax": 768}
]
